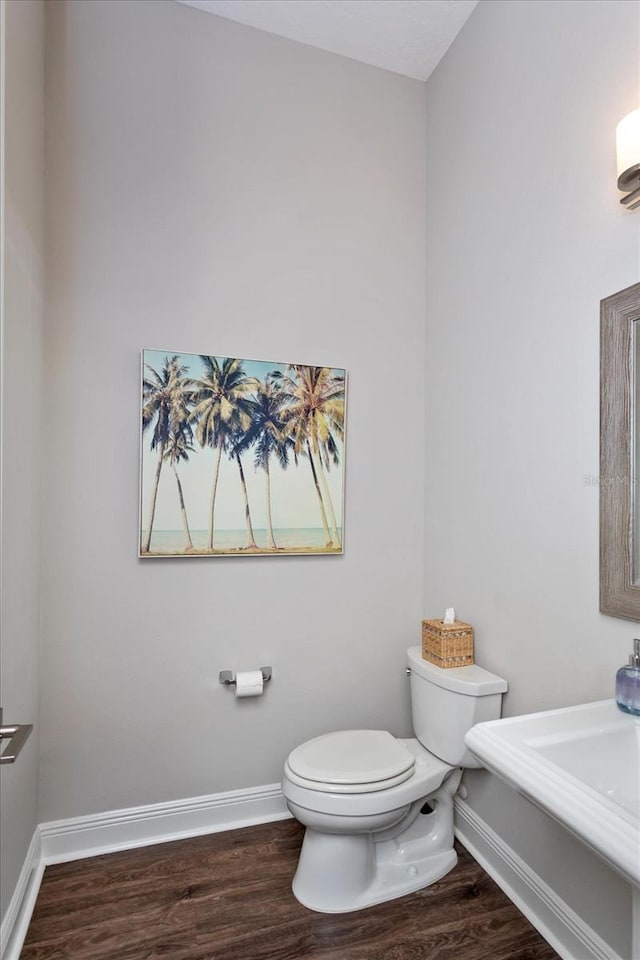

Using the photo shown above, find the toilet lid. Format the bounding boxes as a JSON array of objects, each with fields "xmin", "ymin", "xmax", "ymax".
[{"xmin": 287, "ymin": 730, "xmax": 415, "ymax": 788}]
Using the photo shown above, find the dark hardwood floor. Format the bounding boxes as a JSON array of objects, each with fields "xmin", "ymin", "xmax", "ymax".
[{"xmin": 21, "ymin": 819, "xmax": 560, "ymax": 960}]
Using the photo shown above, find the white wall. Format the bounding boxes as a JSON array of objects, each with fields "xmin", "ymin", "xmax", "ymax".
[
  {"xmin": 40, "ymin": 0, "xmax": 427, "ymax": 821},
  {"xmin": 0, "ymin": 0, "xmax": 44, "ymax": 922},
  {"xmin": 424, "ymin": 0, "xmax": 639, "ymax": 954}
]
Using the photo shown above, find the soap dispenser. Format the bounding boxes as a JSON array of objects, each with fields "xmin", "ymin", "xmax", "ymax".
[{"xmin": 616, "ymin": 639, "xmax": 640, "ymax": 716}]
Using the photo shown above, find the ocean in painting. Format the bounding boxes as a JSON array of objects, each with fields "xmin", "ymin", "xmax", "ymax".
[{"xmin": 141, "ymin": 528, "xmax": 342, "ymax": 554}]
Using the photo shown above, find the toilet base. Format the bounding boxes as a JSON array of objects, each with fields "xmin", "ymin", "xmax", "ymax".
[
  {"xmin": 293, "ymin": 835, "xmax": 457, "ymax": 913},
  {"xmin": 291, "ymin": 772, "xmax": 461, "ymax": 913}
]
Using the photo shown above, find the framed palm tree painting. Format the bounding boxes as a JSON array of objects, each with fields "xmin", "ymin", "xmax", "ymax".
[{"xmin": 139, "ymin": 350, "xmax": 346, "ymax": 557}]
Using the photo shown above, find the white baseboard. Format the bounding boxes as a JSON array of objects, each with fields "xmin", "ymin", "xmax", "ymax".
[
  {"xmin": 454, "ymin": 797, "xmax": 624, "ymax": 960},
  {"xmin": 39, "ymin": 782, "xmax": 291, "ymax": 864},
  {"xmin": 0, "ymin": 828, "xmax": 44, "ymax": 960},
  {"xmin": 4, "ymin": 788, "xmax": 620, "ymax": 960},
  {"xmin": 2, "ymin": 782, "xmax": 291, "ymax": 960}
]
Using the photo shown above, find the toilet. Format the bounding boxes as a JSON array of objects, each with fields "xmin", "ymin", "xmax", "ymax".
[{"xmin": 282, "ymin": 644, "xmax": 507, "ymax": 913}]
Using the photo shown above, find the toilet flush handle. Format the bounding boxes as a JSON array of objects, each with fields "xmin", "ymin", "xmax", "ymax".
[{"xmin": 406, "ymin": 668, "xmax": 411, "ymax": 676}]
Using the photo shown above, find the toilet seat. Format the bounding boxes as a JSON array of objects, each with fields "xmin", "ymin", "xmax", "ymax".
[{"xmin": 286, "ymin": 730, "xmax": 415, "ymax": 794}]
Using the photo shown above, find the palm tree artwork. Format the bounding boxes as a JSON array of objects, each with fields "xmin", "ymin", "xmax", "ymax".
[
  {"xmin": 141, "ymin": 355, "xmax": 191, "ymax": 553},
  {"xmin": 139, "ymin": 350, "xmax": 346, "ymax": 557},
  {"xmin": 164, "ymin": 427, "xmax": 195, "ymax": 551},
  {"xmin": 243, "ymin": 375, "xmax": 291, "ymax": 550},
  {"xmin": 275, "ymin": 365, "xmax": 345, "ymax": 548},
  {"xmin": 189, "ymin": 356, "xmax": 256, "ymax": 550},
  {"xmin": 227, "ymin": 427, "xmax": 259, "ymax": 550}
]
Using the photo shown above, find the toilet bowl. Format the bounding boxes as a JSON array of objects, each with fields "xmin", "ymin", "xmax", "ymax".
[{"xmin": 282, "ymin": 646, "xmax": 507, "ymax": 913}]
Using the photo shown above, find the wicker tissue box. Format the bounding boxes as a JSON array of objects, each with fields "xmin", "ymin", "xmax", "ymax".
[{"xmin": 421, "ymin": 618, "xmax": 474, "ymax": 668}]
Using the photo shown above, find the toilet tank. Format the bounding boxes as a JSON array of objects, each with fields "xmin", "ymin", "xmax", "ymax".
[{"xmin": 406, "ymin": 645, "xmax": 507, "ymax": 768}]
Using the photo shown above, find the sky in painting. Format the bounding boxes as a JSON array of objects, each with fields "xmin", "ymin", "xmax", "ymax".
[{"xmin": 140, "ymin": 349, "xmax": 345, "ymax": 534}]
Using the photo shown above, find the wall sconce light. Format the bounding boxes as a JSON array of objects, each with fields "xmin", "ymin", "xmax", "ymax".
[{"xmin": 617, "ymin": 109, "xmax": 640, "ymax": 210}]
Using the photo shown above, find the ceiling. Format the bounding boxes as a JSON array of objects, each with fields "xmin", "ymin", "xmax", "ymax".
[{"xmin": 175, "ymin": 0, "xmax": 479, "ymax": 82}]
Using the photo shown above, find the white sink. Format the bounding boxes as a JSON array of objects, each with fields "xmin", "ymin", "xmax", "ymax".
[{"xmin": 465, "ymin": 699, "xmax": 640, "ymax": 887}]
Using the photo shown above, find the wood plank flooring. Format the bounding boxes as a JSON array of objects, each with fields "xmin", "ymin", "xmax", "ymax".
[{"xmin": 21, "ymin": 819, "xmax": 560, "ymax": 960}]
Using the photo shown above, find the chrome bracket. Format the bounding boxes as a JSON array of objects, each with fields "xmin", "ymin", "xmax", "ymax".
[
  {"xmin": 0, "ymin": 708, "xmax": 33, "ymax": 765},
  {"xmin": 219, "ymin": 666, "xmax": 272, "ymax": 686},
  {"xmin": 618, "ymin": 164, "xmax": 640, "ymax": 210}
]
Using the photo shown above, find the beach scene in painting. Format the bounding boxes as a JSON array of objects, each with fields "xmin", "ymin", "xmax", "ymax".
[{"xmin": 139, "ymin": 350, "xmax": 346, "ymax": 557}]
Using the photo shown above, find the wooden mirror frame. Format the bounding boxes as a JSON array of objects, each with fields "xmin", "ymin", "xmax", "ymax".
[{"xmin": 600, "ymin": 281, "xmax": 640, "ymax": 620}]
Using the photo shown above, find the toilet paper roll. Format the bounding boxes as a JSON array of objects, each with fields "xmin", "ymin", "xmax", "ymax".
[{"xmin": 234, "ymin": 670, "xmax": 264, "ymax": 698}]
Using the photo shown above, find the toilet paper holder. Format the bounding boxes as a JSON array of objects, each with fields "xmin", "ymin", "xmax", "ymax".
[{"xmin": 219, "ymin": 666, "xmax": 272, "ymax": 686}]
